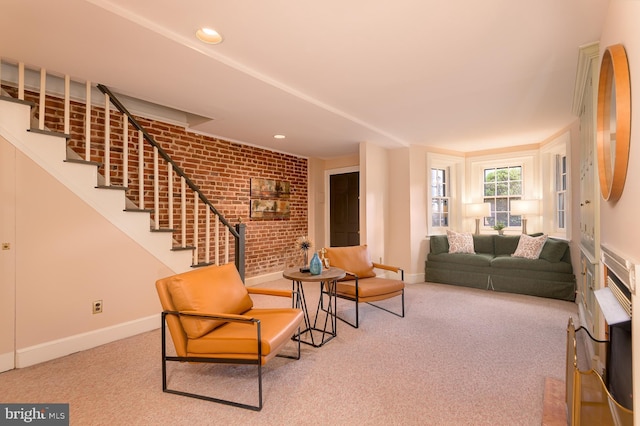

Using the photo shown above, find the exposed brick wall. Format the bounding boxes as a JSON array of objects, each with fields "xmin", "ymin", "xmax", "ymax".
[{"xmin": 3, "ymin": 85, "xmax": 308, "ymax": 277}]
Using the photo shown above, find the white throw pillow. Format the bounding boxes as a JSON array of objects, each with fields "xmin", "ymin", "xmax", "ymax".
[
  {"xmin": 446, "ymin": 230, "xmax": 475, "ymax": 254},
  {"xmin": 512, "ymin": 234, "xmax": 548, "ymax": 259}
]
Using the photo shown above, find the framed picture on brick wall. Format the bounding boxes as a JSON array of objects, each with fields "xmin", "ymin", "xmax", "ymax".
[{"xmin": 250, "ymin": 178, "xmax": 291, "ymax": 220}]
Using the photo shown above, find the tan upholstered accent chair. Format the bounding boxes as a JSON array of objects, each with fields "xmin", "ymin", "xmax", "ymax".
[
  {"xmin": 155, "ymin": 262, "xmax": 304, "ymax": 411},
  {"xmin": 323, "ymin": 245, "xmax": 404, "ymax": 328}
]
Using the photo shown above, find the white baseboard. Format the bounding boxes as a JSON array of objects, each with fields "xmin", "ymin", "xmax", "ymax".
[
  {"xmin": 245, "ymin": 270, "xmax": 285, "ymax": 286},
  {"xmin": 16, "ymin": 314, "xmax": 159, "ymax": 368},
  {"xmin": 0, "ymin": 351, "xmax": 14, "ymax": 373},
  {"xmin": 404, "ymin": 273, "xmax": 425, "ymax": 284}
]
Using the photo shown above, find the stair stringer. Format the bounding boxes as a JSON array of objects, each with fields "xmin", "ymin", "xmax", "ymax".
[{"xmin": 0, "ymin": 99, "xmax": 194, "ymax": 274}]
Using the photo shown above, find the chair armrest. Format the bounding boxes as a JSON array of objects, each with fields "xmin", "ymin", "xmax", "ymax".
[
  {"xmin": 165, "ymin": 310, "xmax": 256, "ymax": 324},
  {"xmin": 372, "ymin": 263, "xmax": 404, "ymax": 280},
  {"xmin": 247, "ymin": 287, "xmax": 293, "ymax": 298},
  {"xmin": 372, "ymin": 262, "xmax": 402, "ymax": 273}
]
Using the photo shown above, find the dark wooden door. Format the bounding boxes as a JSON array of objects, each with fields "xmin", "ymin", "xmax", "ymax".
[{"xmin": 330, "ymin": 172, "xmax": 359, "ymax": 247}]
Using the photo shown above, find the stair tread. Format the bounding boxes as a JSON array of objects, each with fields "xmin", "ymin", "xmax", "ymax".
[
  {"xmin": 151, "ymin": 228, "xmax": 175, "ymax": 232},
  {"xmin": 0, "ymin": 96, "xmax": 35, "ymax": 107},
  {"xmin": 28, "ymin": 128, "xmax": 71, "ymax": 139},
  {"xmin": 96, "ymin": 185, "xmax": 128, "ymax": 191},
  {"xmin": 64, "ymin": 158, "xmax": 101, "ymax": 167},
  {"xmin": 192, "ymin": 262, "xmax": 214, "ymax": 268},
  {"xmin": 124, "ymin": 208, "xmax": 154, "ymax": 213},
  {"xmin": 172, "ymin": 246, "xmax": 196, "ymax": 251}
]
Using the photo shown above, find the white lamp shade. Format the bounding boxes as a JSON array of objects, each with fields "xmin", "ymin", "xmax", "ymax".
[
  {"xmin": 465, "ymin": 202, "xmax": 491, "ymax": 218},
  {"xmin": 511, "ymin": 200, "xmax": 540, "ymax": 216}
]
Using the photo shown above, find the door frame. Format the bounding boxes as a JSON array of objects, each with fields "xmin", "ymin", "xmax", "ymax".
[{"xmin": 324, "ymin": 166, "xmax": 359, "ymax": 247}]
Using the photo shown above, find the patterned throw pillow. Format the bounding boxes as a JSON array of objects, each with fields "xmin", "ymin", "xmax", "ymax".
[
  {"xmin": 446, "ymin": 230, "xmax": 475, "ymax": 254},
  {"xmin": 512, "ymin": 234, "xmax": 548, "ymax": 259}
]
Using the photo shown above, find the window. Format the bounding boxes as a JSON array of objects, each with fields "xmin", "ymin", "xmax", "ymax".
[
  {"xmin": 556, "ymin": 155, "xmax": 567, "ymax": 230},
  {"xmin": 483, "ymin": 166, "xmax": 522, "ymax": 228},
  {"xmin": 431, "ymin": 168, "xmax": 449, "ymax": 228}
]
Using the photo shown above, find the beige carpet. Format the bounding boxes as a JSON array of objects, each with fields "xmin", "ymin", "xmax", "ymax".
[{"xmin": 0, "ymin": 280, "xmax": 577, "ymax": 425}]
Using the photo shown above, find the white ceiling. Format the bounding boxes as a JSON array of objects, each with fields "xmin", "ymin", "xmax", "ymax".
[{"xmin": 0, "ymin": 0, "xmax": 609, "ymax": 158}]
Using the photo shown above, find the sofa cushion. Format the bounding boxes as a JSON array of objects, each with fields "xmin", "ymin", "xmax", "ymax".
[
  {"xmin": 473, "ymin": 234, "xmax": 495, "ymax": 254},
  {"xmin": 494, "ymin": 235, "xmax": 521, "ymax": 255},
  {"xmin": 430, "ymin": 235, "xmax": 449, "ymax": 255},
  {"xmin": 325, "ymin": 245, "xmax": 377, "ymax": 279},
  {"xmin": 428, "ymin": 252, "xmax": 493, "ymax": 267},
  {"xmin": 447, "ymin": 230, "xmax": 475, "ymax": 254},
  {"xmin": 539, "ymin": 238, "xmax": 569, "ymax": 263},
  {"xmin": 491, "ymin": 255, "xmax": 574, "ymax": 274},
  {"xmin": 166, "ymin": 263, "xmax": 254, "ymax": 339},
  {"xmin": 512, "ymin": 234, "xmax": 548, "ymax": 259}
]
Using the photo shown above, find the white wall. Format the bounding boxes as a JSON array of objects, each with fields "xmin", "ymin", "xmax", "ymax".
[
  {"xmin": 409, "ymin": 146, "xmax": 430, "ymax": 282},
  {"xmin": 388, "ymin": 148, "xmax": 413, "ymax": 275},
  {"xmin": 360, "ymin": 142, "xmax": 388, "ymax": 264},
  {"xmin": 598, "ymin": 0, "xmax": 640, "ymax": 416},
  {"xmin": 1, "ymin": 137, "xmax": 174, "ymax": 368}
]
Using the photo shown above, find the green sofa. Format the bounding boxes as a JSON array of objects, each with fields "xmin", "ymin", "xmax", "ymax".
[{"xmin": 425, "ymin": 234, "xmax": 576, "ymax": 301}]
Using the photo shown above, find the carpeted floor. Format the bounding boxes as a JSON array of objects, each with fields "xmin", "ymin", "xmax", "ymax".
[{"xmin": 0, "ymin": 281, "xmax": 577, "ymax": 425}]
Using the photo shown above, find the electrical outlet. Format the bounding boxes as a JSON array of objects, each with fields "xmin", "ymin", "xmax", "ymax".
[{"xmin": 93, "ymin": 300, "xmax": 103, "ymax": 314}]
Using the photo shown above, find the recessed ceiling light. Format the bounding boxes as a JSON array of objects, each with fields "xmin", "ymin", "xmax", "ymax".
[
  {"xmin": 273, "ymin": 134, "xmax": 286, "ymax": 139},
  {"xmin": 196, "ymin": 27, "xmax": 223, "ymax": 44}
]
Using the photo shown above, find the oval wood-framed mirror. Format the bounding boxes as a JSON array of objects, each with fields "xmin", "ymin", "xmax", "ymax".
[{"xmin": 596, "ymin": 44, "xmax": 631, "ymax": 202}]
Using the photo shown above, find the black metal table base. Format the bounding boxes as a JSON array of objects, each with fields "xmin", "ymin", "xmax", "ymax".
[{"xmin": 292, "ymin": 279, "xmax": 337, "ymax": 347}]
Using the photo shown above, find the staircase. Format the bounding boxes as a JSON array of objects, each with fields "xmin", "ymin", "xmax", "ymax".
[{"xmin": 0, "ymin": 59, "xmax": 245, "ymax": 278}]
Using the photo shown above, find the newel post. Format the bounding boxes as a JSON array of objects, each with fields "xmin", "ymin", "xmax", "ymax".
[{"xmin": 235, "ymin": 222, "xmax": 246, "ymax": 282}]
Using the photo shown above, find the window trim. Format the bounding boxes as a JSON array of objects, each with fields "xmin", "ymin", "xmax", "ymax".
[
  {"xmin": 556, "ymin": 154, "xmax": 567, "ymax": 231},
  {"xmin": 427, "ymin": 153, "xmax": 463, "ymax": 235},
  {"xmin": 468, "ymin": 153, "xmax": 537, "ymax": 233},
  {"xmin": 430, "ymin": 167, "xmax": 450, "ymax": 230},
  {"xmin": 482, "ymin": 165, "xmax": 523, "ymax": 228}
]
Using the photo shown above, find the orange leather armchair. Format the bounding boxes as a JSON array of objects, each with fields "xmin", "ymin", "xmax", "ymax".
[
  {"xmin": 156, "ymin": 262, "xmax": 304, "ymax": 411},
  {"xmin": 323, "ymin": 245, "xmax": 404, "ymax": 328}
]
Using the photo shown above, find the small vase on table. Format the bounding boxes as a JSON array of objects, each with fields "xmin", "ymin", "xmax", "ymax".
[{"xmin": 309, "ymin": 252, "xmax": 322, "ymax": 275}]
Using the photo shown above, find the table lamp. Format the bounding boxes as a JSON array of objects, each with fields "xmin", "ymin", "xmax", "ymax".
[
  {"xmin": 511, "ymin": 200, "xmax": 540, "ymax": 234},
  {"xmin": 465, "ymin": 202, "xmax": 491, "ymax": 235}
]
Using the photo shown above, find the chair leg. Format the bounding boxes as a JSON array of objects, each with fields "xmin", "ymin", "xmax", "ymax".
[
  {"xmin": 331, "ymin": 296, "xmax": 360, "ymax": 328},
  {"xmin": 366, "ymin": 289, "xmax": 405, "ymax": 319},
  {"xmin": 161, "ymin": 312, "xmax": 269, "ymax": 411}
]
